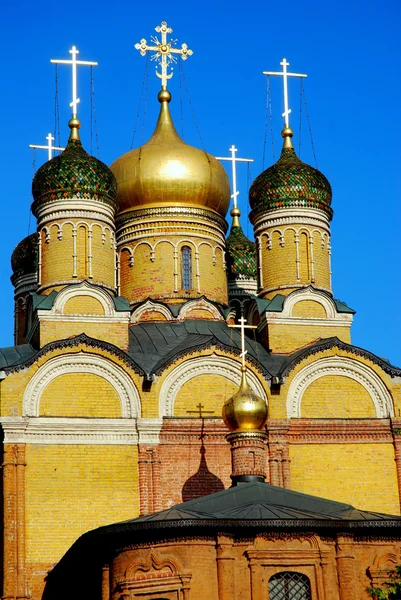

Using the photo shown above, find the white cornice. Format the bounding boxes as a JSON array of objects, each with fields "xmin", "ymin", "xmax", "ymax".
[
  {"xmin": 0, "ymin": 416, "xmax": 164, "ymax": 445},
  {"xmin": 35, "ymin": 198, "xmax": 115, "ymax": 224},
  {"xmin": 265, "ymin": 315, "xmax": 353, "ymax": 327},
  {"xmin": 137, "ymin": 418, "xmax": 163, "ymax": 444},
  {"xmin": 253, "ymin": 208, "xmax": 330, "ymax": 235}
]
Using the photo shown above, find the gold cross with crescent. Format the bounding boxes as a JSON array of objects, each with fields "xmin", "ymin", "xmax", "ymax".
[{"xmin": 135, "ymin": 21, "xmax": 193, "ymax": 90}]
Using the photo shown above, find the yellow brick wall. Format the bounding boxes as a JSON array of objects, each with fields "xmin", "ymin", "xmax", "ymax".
[
  {"xmin": 291, "ymin": 300, "xmax": 327, "ymax": 319},
  {"xmin": 41, "ymin": 223, "xmax": 74, "ymax": 285},
  {"xmin": 25, "ymin": 444, "xmax": 139, "ymax": 563},
  {"xmin": 298, "ymin": 231, "xmax": 310, "ymax": 282},
  {"xmin": 300, "ymin": 375, "xmax": 376, "ymax": 418},
  {"xmin": 77, "ymin": 225, "xmax": 88, "ymax": 277},
  {"xmin": 39, "ymin": 372, "xmax": 121, "ymax": 417},
  {"xmin": 40, "ymin": 320, "xmax": 129, "ymax": 350},
  {"xmin": 40, "ymin": 219, "xmax": 116, "ymax": 292},
  {"xmin": 262, "ymin": 230, "xmax": 297, "ymax": 292},
  {"xmin": 312, "ymin": 230, "xmax": 331, "ymax": 290},
  {"xmin": 267, "ymin": 322, "xmax": 351, "ymax": 353},
  {"xmin": 289, "ymin": 443, "xmax": 399, "ymax": 514},
  {"xmin": 64, "ymin": 295, "xmax": 105, "ymax": 315},
  {"xmin": 260, "ymin": 226, "xmax": 331, "ymax": 296},
  {"xmin": 174, "ymin": 374, "xmax": 238, "ymax": 416}
]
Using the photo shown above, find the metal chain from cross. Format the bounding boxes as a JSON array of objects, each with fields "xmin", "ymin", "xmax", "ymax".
[
  {"xmin": 187, "ymin": 402, "xmax": 214, "ymax": 418},
  {"xmin": 216, "ymin": 145, "xmax": 253, "ymax": 210},
  {"xmin": 135, "ymin": 21, "xmax": 193, "ymax": 90},
  {"xmin": 229, "ymin": 316, "xmax": 257, "ymax": 371},
  {"xmin": 51, "ymin": 46, "xmax": 98, "ymax": 117},
  {"xmin": 29, "ymin": 133, "xmax": 65, "ymax": 161},
  {"xmin": 263, "ymin": 58, "xmax": 307, "ymax": 129}
]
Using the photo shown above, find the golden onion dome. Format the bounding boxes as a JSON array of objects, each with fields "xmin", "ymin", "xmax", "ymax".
[
  {"xmin": 110, "ymin": 90, "xmax": 230, "ymax": 216},
  {"xmin": 222, "ymin": 367, "xmax": 268, "ymax": 432}
]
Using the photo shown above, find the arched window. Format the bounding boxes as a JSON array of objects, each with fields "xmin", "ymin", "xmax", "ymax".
[
  {"xmin": 268, "ymin": 572, "xmax": 311, "ymax": 600},
  {"xmin": 181, "ymin": 246, "xmax": 192, "ymax": 290}
]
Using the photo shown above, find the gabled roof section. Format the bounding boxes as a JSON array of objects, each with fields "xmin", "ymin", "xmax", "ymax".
[
  {"xmin": 128, "ymin": 320, "xmax": 281, "ymax": 378},
  {"xmin": 279, "ymin": 337, "xmax": 401, "ymax": 378}
]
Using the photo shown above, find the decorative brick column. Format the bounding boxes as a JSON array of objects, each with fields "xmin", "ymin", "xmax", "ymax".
[
  {"xmin": 138, "ymin": 446, "xmax": 161, "ymax": 515},
  {"xmin": 227, "ymin": 430, "xmax": 267, "ymax": 484},
  {"xmin": 216, "ymin": 535, "xmax": 235, "ymax": 600},
  {"xmin": 2, "ymin": 444, "xmax": 27, "ymax": 600},
  {"xmin": 391, "ymin": 421, "xmax": 401, "ymax": 511},
  {"xmin": 336, "ymin": 534, "xmax": 355, "ymax": 600}
]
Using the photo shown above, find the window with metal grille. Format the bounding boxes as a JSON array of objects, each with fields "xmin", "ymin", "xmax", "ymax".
[
  {"xmin": 268, "ymin": 572, "xmax": 311, "ymax": 600},
  {"xmin": 181, "ymin": 246, "xmax": 192, "ymax": 290}
]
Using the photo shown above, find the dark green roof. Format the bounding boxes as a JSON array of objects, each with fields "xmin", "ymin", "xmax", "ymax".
[
  {"xmin": 249, "ymin": 147, "xmax": 333, "ymax": 219},
  {"xmin": 11, "ymin": 233, "xmax": 38, "ymax": 279},
  {"xmin": 120, "ymin": 480, "xmax": 401, "ymax": 525},
  {"xmin": 226, "ymin": 225, "xmax": 257, "ymax": 279},
  {"xmin": 0, "ymin": 344, "xmax": 36, "ymax": 369},
  {"xmin": 128, "ymin": 320, "xmax": 279, "ymax": 377},
  {"xmin": 32, "ymin": 139, "xmax": 118, "ymax": 212}
]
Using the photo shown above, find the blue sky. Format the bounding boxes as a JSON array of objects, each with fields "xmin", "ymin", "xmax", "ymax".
[{"xmin": 1, "ymin": 0, "xmax": 400, "ymax": 365}]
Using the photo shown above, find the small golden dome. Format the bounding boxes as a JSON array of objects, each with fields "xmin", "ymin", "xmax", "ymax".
[
  {"xmin": 222, "ymin": 367, "xmax": 268, "ymax": 432},
  {"xmin": 111, "ymin": 91, "xmax": 230, "ymax": 216}
]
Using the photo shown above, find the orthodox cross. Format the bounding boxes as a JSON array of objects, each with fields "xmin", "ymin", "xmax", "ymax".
[
  {"xmin": 216, "ymin": 145, "xmax": 253, "ymax": 210},
  {"xmin": 29, "ymin": 133, "xmax": 64, "ymax": 161},
  {"xmin": 187, "ymin": 402, "xmax": 214, "ymax": 418},
  {"xmin": 51, "ymin": 46, "xmax": 98, "ymax": 116},
  {"xmin": 263, "ymin": 58, "xmax": 307, "ymax": 128},
  {"xmin": 229, "ymin": 317, "xmax": 257, "ymax": 370},
  {"xmin": 135, "ymin": 21, "xmax": 193, "ymax": 90}
]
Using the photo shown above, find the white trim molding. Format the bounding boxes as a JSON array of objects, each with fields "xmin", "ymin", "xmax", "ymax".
[
  {"xmin": 0, "ymin": 417, "xmax": 139, "ymax": 445},
  {"xmin": 286, "ymin": 356, "xmax": 394, "ymax": 418},
  {"xmin": 22, "ymin": 353, "xmax": 141, "ymax": 418},
  {"xmin": 159, "ymin": 354, "xmax": 268, "ymax": 418}
]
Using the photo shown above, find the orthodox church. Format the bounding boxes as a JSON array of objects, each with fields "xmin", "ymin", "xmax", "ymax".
[{"xmin": 1, "ymin": 22, "xmax": 401, "ymax": 600}]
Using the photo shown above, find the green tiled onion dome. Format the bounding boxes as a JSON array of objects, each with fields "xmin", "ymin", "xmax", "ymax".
[
  {"xmin": 11, "ymin": 233, "xmax": 38, "ymax": 278},
  {"xmin": 249, "ymin": 128, "xmax": 333, "ymax": 220},
  {"xmin": 32, "ymin": 119, "xmax": 118, "ymax": 215},
  {"xmin": 226, "ymin": 208, "xmax": 257, "ymax": 280}
]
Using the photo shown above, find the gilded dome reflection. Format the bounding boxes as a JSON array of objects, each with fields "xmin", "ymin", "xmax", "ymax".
[{"xmin": 111, "ymin": 91, "xmax": 230, "ymax": 216}]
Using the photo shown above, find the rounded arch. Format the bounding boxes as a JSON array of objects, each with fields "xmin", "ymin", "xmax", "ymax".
[
  {"xmin": 281, "ymin": 288, "xmax": 337, "ymax": 319},
  {"xmin": 52, "ymin": 282, "xmax": 116, "ymax": 317},
  {"xmin": 286, "ymin": 356, "xmax": 394, "ymax": 418},
  {"xmin": 23, "ymin": 353, "xmax": 141, "ymax": 418},
  {"xmin": 159, "ymin": 355, "xmax": 268, "ymax": 418}
]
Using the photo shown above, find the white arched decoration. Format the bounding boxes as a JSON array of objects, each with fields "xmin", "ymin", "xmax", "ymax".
[
  {"xmin": 281, "ymin": 287, "xmax": 337, "ymax": 319},
  {"xmin": 131, "ymin": 300, "xmax": 173, "ymax": 323},
  {"xmin": 159, "ymin": 355, "xmax": 268, "ymax": 418},
  {"xmin": 23, "ymin": 353, "xmax": 141, "ymax": 418},
  {"xmin": 178, "ymin": 298, "xmax": 222, "ymax": 321},
  {"xmin": 286, "ymin": 356, "xmax": 394, "ymax": 418},
  {"xmin": 51, "ymin": 281, "xmax": 116, "ymax": 316}
]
